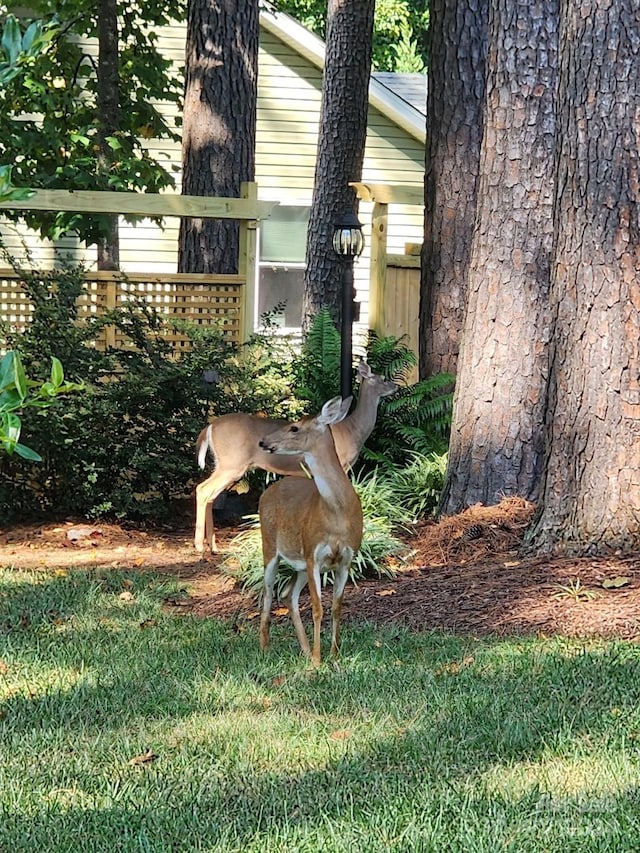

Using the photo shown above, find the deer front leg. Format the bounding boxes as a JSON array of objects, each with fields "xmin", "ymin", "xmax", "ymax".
[{"xmin": 260, "ymin": 555, "xmax": 279, "ymax": 650}]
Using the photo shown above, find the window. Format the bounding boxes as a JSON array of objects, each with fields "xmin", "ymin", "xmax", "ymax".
[{"xmin": 257, "ymin": 205, "xmax": 310, "ymax": 330}]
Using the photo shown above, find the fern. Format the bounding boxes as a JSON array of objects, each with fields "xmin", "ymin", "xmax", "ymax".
[
  {"xmin": 293, "ymin": 307, "xmax": 342, "ymax": 409},
  {"xmin": 361, "ymin": 373, "xmax": 454, "ymax": 467},
  {"xmin": 364, "ymin": 329, "xmax": 417, "ymax": 383}
]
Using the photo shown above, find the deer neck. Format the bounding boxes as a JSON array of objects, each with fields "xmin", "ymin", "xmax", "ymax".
[
  {"xmin": 302, "ymin": 434, "xmax": 353, "ymax": 504},
  {"xmin": 343, "ymin": 383, "xmax": 381, "ymax": 442}
]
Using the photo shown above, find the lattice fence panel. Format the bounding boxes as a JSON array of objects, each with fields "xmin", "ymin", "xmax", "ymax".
[{"xmin": 1, "ymin": 270, "xmax": 246, "ymax": 354}]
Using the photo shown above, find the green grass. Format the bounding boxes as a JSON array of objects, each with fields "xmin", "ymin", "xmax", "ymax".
[{"xmin": 2, "ymin": 566, "xmax": 640, "ymax": 852}]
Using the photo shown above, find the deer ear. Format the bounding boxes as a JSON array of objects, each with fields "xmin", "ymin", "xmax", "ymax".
[
  {"xmin": 319, "ymin": 396, "xmax": 351, "ymax": 426},
  {"xmin": 357, "ymin": 359, "xmax": 372, "ymax": 378}
]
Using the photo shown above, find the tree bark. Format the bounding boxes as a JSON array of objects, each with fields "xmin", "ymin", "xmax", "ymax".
[
  {"xmin": 97, "ymin": 0, "xmax": 120, "ymax": 270},
  {"xmin": 178, "ymin": 0, "xmax": 258, "ymax": 274},
  {"xmin": 302, "ymin": 0, "xmax": 374, "ymax": 331},
  {"xmin": 525, "ymin": 0, "xmax": 640, "ymax": 555},
  {"xmin": 439, "ymin": 0, "xmax": 558, "ymax": 514},
  {"xmin": 419, "ymin": 0, "xmax": 488, "ymax": 378}
]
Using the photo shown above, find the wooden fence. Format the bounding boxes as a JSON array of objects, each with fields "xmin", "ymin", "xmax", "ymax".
[
  {"xmin": 0, "ymin": 182, "xmax": 275, "ymax": 350},
  {"xmin": 0, "ymin": 269, "xmax": 246, "ymax": 351}
]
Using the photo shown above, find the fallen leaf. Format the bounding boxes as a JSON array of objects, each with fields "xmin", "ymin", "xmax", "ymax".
[
  {"xmin": 329, "ymin": 729, "xmax": 352, "ymax": 741},
  {"xmin": 273, "ymin": 606, "xmax": 288, "ymax": 616},
  {"xmin": 122, "ymin": 579, "xmax": 134, "ymax": 589},
  {"xmin": 503, "ymin": 560, "xmax": 521, "ymax": 567},
  {"xmin": 132, "ymin": 557, "xmax": 146, "ymax": 567},
  {"xmin": 0, "ymin": 660, "xmax": 8, "ymax": 675},
  {"xmin": 375, "ymin": 589, "xmax": 396, "ymax": 597},
  {"xmin": 602, "ymin": 576, "xmax": 631, "ymax": 589},
  {"xmin": 271, "ymin": 675, "xmax": 287, "ymax": 687},
  {"xmin": 54, "ymin": 569, "xmax": 68, "ymax": 577},
  {"xmin": 118, "ymin": 591, "xmax": 134, "ymax": 602},
  {"xmin": 128, "ymin": 749, "xmax": 158, "ymax": 766},
  {"xmin": 139, "ymin": 619, "xmax": 157, "ymax": 629}
]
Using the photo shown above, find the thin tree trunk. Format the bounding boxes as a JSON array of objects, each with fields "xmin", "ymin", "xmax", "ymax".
[
  {"xmin": 178, "ymin": 0, "xmax": 258, "ymax": 274},
  {"xmin": 439, "ymin": 0, "xmax": 558, "ymax": 514},
  {"xmin": 97, "ymin": 0, "xmax": 120, "ymax": 270},
  {"xmin": 302, "ymin": 0, "xmax": 374, "ymax": 331},
  {"xmin": 525, "ymin": 0, "xmax": 640, "ymax": 555},
  {"xmin": 419, "ymin": 0, "xmax": 488, "ymax": 378}
]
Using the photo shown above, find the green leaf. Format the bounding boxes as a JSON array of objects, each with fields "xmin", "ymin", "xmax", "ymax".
[
  {"xmin": 2, "ymin": 411, "xmax": 22, "ymax": 443},
  {"xmin": 14, "ymin": 442, "xmax": 43, "ymax": 462},
  {"xmin": 1, "ymin": 16, "xmax": 22, "ymax": 67},
  {"xmin": 21, "ymin": 20, "xmax": 42, "ymax": 53},
  {"xmin": 0, "ymin": 351, "xmax": 27, "ymax": 400},
  {"xmin": 50, "ymin": 356, "xmax": 64, "ymax": 387},
  {"xmin": 0, "ymin": 388, "xmax": 25, "ymax": 412}
]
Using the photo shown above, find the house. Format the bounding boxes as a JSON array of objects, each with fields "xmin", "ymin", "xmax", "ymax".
[{"xmin": 0, "ymin": 7, "xmax": 426, "ymax": 346}]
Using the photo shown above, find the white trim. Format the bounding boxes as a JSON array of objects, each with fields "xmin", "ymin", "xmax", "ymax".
[{"xmin": 259, "ymin": 7, "xmax": 426, "ymax": 145}]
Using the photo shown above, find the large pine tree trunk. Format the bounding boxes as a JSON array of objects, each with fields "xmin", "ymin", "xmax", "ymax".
[
  {"xmin": 526, "ymin": 0, "xmax": 640, "ymax": 555},
  {"xmin": 96, "ymin": 0, "xmax": 120, "ymax": 271},
  {"xmin": 302, "ymin": 0, "xmax": 374, "ymax": 330},
  {"xmin": 439, "ymin": 0, "xmax": 558, "ymax": 514},
  {"xmin": 419, "ymin": 0, "xmax": 488, "ymax": 378},
  {"xmin": 178, "ymin": 0, "xmax": 258, "ymax": 274}
]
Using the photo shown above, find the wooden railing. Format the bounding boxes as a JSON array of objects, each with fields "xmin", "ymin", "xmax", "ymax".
[{"xmin": 0, "ymin": 182, "xmax": 277, "ymax": 349}]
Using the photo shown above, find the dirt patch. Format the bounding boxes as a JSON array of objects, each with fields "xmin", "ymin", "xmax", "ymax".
[{"xmin": 2, "ymin": 506, "xmax": 640, "ymax": 640}]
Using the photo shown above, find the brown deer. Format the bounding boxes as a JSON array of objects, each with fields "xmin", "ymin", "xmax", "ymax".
[
  {"xmin": 257, "ymin": 396, "xmax": 363, "ymax": 666},
  {"xmin": 193, "ymin": 361, "xmax": 396, "ymax": 553}
]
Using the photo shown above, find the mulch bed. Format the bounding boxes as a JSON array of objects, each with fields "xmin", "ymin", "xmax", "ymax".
[{"xmin": 3, "ymin": 500, "xmax": 640, "ymax": 640}]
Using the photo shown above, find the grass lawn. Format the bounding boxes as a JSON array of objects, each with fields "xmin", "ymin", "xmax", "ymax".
[{"xmin": 2, "ymin": 565, "xmax": 640, "ymax": 852}]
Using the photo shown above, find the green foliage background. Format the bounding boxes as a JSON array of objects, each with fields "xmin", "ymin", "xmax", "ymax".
[
  {"xmin": 274, "ymin": 0, "xmax": 429, "ymax": 72},
  {"xmin": 0, "ymin": 3, "xmax": 184, "ymax": 244},
  {"xmin": 0, "ymin": 265, "xmax": 451, "ymax": 526}
]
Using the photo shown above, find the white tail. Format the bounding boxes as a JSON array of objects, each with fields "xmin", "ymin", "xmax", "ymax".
[
  {"xmin": 257, "ymin": 396, "xmax": 363, "ymax": 665},
  {"xmin": 193, "ymin": 361, "xmax": 396, "ymax": 553}
]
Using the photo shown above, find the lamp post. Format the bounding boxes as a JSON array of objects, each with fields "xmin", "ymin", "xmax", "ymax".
[{"xmin": 332, "ymin": 211, "xmax": 364, "ymax": 400}]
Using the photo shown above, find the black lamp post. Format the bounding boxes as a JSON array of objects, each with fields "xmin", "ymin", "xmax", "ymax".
[{"xmin": 332, "ymin": 211, "xmax": 364, "ymax": 400}]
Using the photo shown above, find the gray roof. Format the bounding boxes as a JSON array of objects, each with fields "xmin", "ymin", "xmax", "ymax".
[{"xmin": 372, "ymin": 73, "xmax": 427, "ymax": 117}]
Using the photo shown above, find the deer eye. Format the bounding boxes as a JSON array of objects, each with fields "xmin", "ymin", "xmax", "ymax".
[{"xmin": 289, "ymin": 425, "xmax": 299, "ymax": 433}]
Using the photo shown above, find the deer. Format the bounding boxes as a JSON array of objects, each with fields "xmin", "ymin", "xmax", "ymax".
[
  {"xmin": 257, "ymin": 396, "xmax": 363, "ymax": 666},
  {"xmin": 193, "ymin": 360, "xmax": 397, "ymax": 553}
]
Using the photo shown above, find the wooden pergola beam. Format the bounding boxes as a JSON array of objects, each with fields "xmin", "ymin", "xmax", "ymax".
[{"xmin": 0, "ymin": 187, "xmax": 277, "ymax": 221}]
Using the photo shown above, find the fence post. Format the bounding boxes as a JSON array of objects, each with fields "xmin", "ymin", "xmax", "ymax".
[
  {"xmin": 369, "ymin": 201, "xmax": 388, "ymax": 335},
  {"xmin": 238, "ymin": 181, "xmax": 258, "ymax": 342},
  {"xmin": 104, "ymin": 272, "xmax": 117, "ymax": 349}
]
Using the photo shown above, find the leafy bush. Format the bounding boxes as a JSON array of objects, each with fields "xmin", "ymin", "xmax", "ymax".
[
  {"xmin": 0, "ymin": 350, "xmax": 83, "ymax": 460},
  {"xmin": 0, "ymin": 261, "xmax": 452, "ymax": 527},
  {"xmin": 0, "ymin": 262, "xmax": 304, "ymax": 523}
]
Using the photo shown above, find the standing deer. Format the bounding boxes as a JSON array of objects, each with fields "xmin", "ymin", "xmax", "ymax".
[
  {"xmin": 193, "ymin": 361, "xmax": 396, "ymax": 553},
  {"xmin": 257, "ymin": 396, "xmax": 363, "ymax": 666}
]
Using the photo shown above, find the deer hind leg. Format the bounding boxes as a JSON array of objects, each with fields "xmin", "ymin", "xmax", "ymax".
[
  {"xmin": 283, "ymin": 570, "xmax": 311, "ymax": 658},
  {"xmin": 260, "ymin": 554, "xmax": 280, "ymax": 651},
  {"xmin": 194, "ymin": 467, "xmax": 245, "ymax": 554},
  {"xmin": 330, "ymin": 560, "xmax": 351, "ymax": 657}
]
